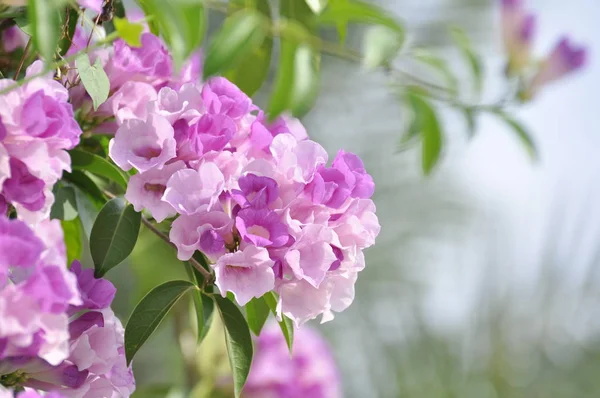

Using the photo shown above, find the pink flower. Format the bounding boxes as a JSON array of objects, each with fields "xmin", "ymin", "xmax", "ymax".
[
  {"xmin": 530, "ymin": 37, "xmax": 587, "ymax": 92},
  {"xmin": 162, "ymin": 162, "xmax": 224, "ymax": 215},
  {"xmin": 77, "ymin": 0, "xmax": 103, "ymax": 13},
  {"xmin": 125, "ymin": 161, "xmax": 186, "ymax": 222},
  {"xmin": 109, "ymin": 114, "xmax": 176, "ymax": 172},
  {"xmin": 201, "ymin": 77, "xmax": 252, "ymax": 120},
  {"xmin": 270, "ymin": 134, "xmax": 328, "ymax": 184},
  {"xmin": 97, "ymin": 82, "xmax": 158, "ymax": 124},
  {"xmin": 214, "ymin": 246, "xmax": 275, "ymax": 306},
  {"xmin": 500, "ymin": 0, "xmax": 536, "ymax": 74},
  {"xmin": 170, "ymin": 211, "xmax": 233, "ymax": 261}
]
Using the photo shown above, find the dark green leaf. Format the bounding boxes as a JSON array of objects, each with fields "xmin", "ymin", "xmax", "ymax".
[
  {"xmin": 449, "ymin": 26, "xmax": 483, "ymax": 95},
  {"xmin": 214, "ymin": 295, "xmax": 253, "ymax": 398},
  {"xmin": 69, "ymin": 149, "xmax": 129, "ymax": 189},
  {"xmin": 58, "ymin": 6, "xmax": 78, "ymax": 56},
  {"xmin": 69, "ymin": 180, "xmax": 104, "ymax": 238},
  {"xmin": 264, "ymin": 292, "xmax": 294, "ymax": 353},
  {"xmin": 90, "ymin": 198, "xmax": 141, "ymax": 277},
  {"xmin": 64, "ymin": 170, "xmax": 106, "ymax": 204},
  {"xmin": 494, "ymin": 111, "xmax": 537, "ymax": 160},
  {"xmin": 406, "ymin": 91, "xmax": 443, "ymax": 175},
  {"xmin": 75, "ymin": 53, "xmax": 110, "ymax": 110},
  {"xmin": 51, "ymin": 183, "xmax": 78, "ymax": 221},
  {"xmin": 125, "ymin": 280, "xmax": 196, "ymax": 365},
  {"xmin": 61, "ymin": 218, "xmax": 83, "ymax": 265},
  {"xmin": 224, "ymin": 0, "xmax": 273, "ymax": 97},
  {"xmin": 203, "ymin": 9, "xmax": 267, "ymax": 79},
  {"xmin": 142, "ymin": 0, "xmax": 206, "ymax": 68},
  {"xmin": 412, "ymin": 49, "xmax": 458, "ymax": 95},
  {"xmin": 113, "ymin": 17, "xmax": 144, "ymax": 47},
  {"xmin": 317, "ymin": 0, "xmax": 403, "ymax": 33},
  {"xmin": 245, "ymin": 296, "xmax": 270, "ymax": 336},
  {"xmin": 363, "ymin": 25, "xmax": 404, "ymax": 69},
  {"xmin": 27, "ymin": 0, "xmax": 61, "ymax": 63},
  {"xmin": 184, "ymin": 261, "xmax": 213, "ymax": 342},
  {"xmin": 281, "ymin": 0, "xmax": 315, "ymax": 28}
]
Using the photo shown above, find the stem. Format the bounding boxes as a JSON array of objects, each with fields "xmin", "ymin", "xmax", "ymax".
[{"xmin": 13, "ymin": 38, "xmax": 32, "ymax": 80}]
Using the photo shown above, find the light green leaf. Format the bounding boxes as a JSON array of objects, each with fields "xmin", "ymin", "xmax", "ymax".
[
  {"xmin": 203, "ymin": 9, "xmax": 267, "ymax": 79},
  {"xmin": 245, "ymin": 296, "xmax": 270, "ymax": 336},
  {"xmin": 412, "ymin": 49, "xmax": 458, "ymax": 95},
  {"xmin": 406, "ymin": 91, "xmax": 443, "ymax": 175},
  {"xmin": 363, "ymin": 25, "xmax": 404, "ymax": 69},
  {"xmin": 125, "ymin": 280, "xmax": 196, "ymax": 365},
  {"xmin": 449, "ymin": 26, "xmax": 483, "ymax": 95},
  {"xmin": 90, "ymin": 198, "xmax": 141, "ymax": 277},
  {"xmin": 113, "ymin": 17, "xmax": 144, "ymax": 47},
  {"xmin": 264, "ymin": 292, "xmax": 294, "ymax": 353},
  {"xmin": 69, "ymin": 150, "xmax": 129, "ymax": 190},
  {"xmin": 50, "ymin": 183, "xmax": 78, "ymax": 221},
  {"xmin": 305, "ymin": 0, "xmax": 328, "ymax": 14},
  {"xmin": 214, "ymin": 295, "xmax": 253, "ymax": 398},
  {"xmin": 494, "ymin": 111, "xmax": 537, "ymax": 160},
  {"xmin": 224, "ymin": 0, "xmax": 273, "ymax": 97},
  {"xmin": 75, "ymin": 53, "xmax": 110, "ymax": 110},
  {"xmin": 61, "ymin": 218, "xmax": 83, "ymax": 266},
  {"xmin": 317, "ymin": 0, "xmax": 403, "ymax": 34},
  {"xmin": 27, "ymin": 0, "xmax": 61, "ymax": 63}
]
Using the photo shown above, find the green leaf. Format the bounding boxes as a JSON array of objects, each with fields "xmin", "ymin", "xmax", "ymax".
[
  {"xmin": 203, "ymin": 9, "xmax": 267, "ymax": 80},
  {"xmin": 264, "ymin": 292, "xmax": 294, "ymax": 353},
  {"xmin": 136, "ymin": 0, "xmax": 160, "ymax": 35},
  {"xmin": 406, "ymin": 91, "xmax": 443, "ymax": 175},
  {"xmin": 224, "ymin": 0, "xmax": 273, "ymax": 97},
  {"xmin": 125, "ymin": 280, "xmax": 196, "ymax": 365},
  {"xmin": 64, "ymin": 170, "xmax": 106, "ymax": 204},
  {"xmin": 214, "ymin": 295, "xmax": 253, "ymax": 398},
  {"xmin": 69, "ymin": 150, "xmax": 129, "ymax": 189},
  {"xmin": 27, "ymin": 0, "xmax": 61, "ymax": 62},
  {"xmin": 61, "ymin": 218, "xmax": 83, "ymax": 265},
  {"xmin": 463, "ymin": 107, "xmax": 477, "ymax": 138},
  {"xmin": 58, "ymin": 6, "xmax": 78, "ymax": 56},
  {"xmin": 449, "ymin": 26, "xmax": 483, "ymax": 95},
  {"xmin": 493, "ymin": 111, "xmax": 537, "ymax": 160},
  {"xmin": 50, "ymin": 183, "xmax": 78, "ymax": 221},
  {"xmin": 90, "ymin": 198, "xmax": 141, "ymax": 277},
  {"xmin": 141, "ymin": 0, "xmax": 206, "ymax": 68},
  {"xmin": 75, "ymin": 53, "xmax": 110, "ymax": 111},
  {"xmin": 245, "ymin": 296, "xmax": 270, "ymax": 336},
  {"xmin": 363, "ymin": 25, "xmax": 404, "ymax": 69},
  {"xmin": 184, "ymin": 261, "xmax": 213, "ymax": 342},
  {"xmin": 113, "ymin": 17, "xmax": 144, "ymax": 47},
  {"xmin": 412, "ymin": 49, "xmax": 458, "ymax": 95},
  {"xmin": 317, "ymin": 0, "xmax": 403, "ymax": 33},
  {"xmin": 305, "ymin": 0, "xmax": 328, "ymax": 14}
]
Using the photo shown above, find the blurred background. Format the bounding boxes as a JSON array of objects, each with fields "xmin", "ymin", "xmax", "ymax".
[{"xmin": 102, "ymin": 0, "xmax": 600, "ymax": 396}]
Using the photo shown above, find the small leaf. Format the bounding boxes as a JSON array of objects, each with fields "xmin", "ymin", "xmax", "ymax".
[
  {"xmin": 75, "ymin": 53, "xmax": 110, "ymax": 110},
  {"xmin": 61, "ymin": 218, "xmax": 83, "ymax": 265},
  {"xmin": 264, "ymin": 292, "xmax": 294, "ymax": 353},
  {"xmin": 203, "ymin": 9, "xmax": 267, "ymax": 79},
  {"xmin": 317, "ymin": 0, "xmax": 403, "ymax": 34},
  {"xmin": 90, "ymin": 198, "xmax": 141, "ymax": 277},
  {"xmin": 214, "ymin": 295, "xmax": 253, "ymax": 398},
  {"xmin": 406, "ymin": 91, "xmax": 443, "ymax": 175},
  {"xmin": 27, "ymin": 0, "xmax": 61, "ymax": 62},
  {"xmin": 305, "ymin": 0, "xmax": 328, "ymax": 14},
  {"xmin": 363, "ymin": 25, "xmax": 404, "ymax": 69},
  {"xmin": 412, "ymin": 49, "xmax": 458, "ymax": 95},
  {"xmin": 69, "ymin": 149, "xmax": 129, "ymax": 189},
  {"xmin": 50, "ymin": 183, "xmax": 78, "ymax": 221},
  {"xmin": 113, "ymin": 17, "xmax": 144, "ymax": 47},
  {"xmin": 125, "ymin": 280, "xmax": 196, "ymax": 365},
  {"xmin": 58, "ymin": 6, "xmax": 79, "ymax": 56},
  {"xmin": 224, "ymin": 0, "xmax": 273, "ymax": 97},
  {"xmin": 494, "ymin": 111, "xmax": 537, "ymax": 160},
  {"xmin": 245, "ymin": 296, "xmax": 270, "ymax": 336},
  {"xmin": 463, "ymin": 107, "xmax": 477, "ymax": 138},
  {"xmin": 449, "ymin": 26, "xmax": 483, "ymax": 95}
]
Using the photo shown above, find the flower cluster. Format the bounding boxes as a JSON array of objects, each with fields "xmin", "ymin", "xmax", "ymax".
[
  {"xmin": 0, "ymin": 216, "xmax": 134, "ymax": 397},
  {"xmin": 0, "ymin": 62, "xmax": 83, "ymax": 223},
  {"xmin": 243, "ymin": 323, "xmax": 341, "ymax": 398},
  {"xmin": 105, "ymin": 34, "xmax": 380, "ymax": 326},
  {"xmin": 500, "ymin": 0, "xmax": 586, "ymax": 97}
]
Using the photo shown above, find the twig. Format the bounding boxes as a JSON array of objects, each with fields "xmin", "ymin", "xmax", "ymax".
[{"xmin": 13, "ymin": 38, "xmax": 32, "ymax": 79}]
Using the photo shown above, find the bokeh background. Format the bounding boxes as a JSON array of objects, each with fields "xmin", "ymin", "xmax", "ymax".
[{"xmin": 99, "ymin": 0, "xmax": 600, "ymax": 396}]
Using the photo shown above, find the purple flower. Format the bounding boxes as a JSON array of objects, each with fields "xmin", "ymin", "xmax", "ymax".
[
  {"xmin": 2, "ymin": 26, "xmax": 28, "ymax": 53},
  {"xmin": 169, "ymin": 211, "xmax": 233, "ymax": 261},
  {"xmin": 0, "ymin": 214, "xmax": 44, "ymax": 273},
  {"xmin": 236, "ymin": 208, "xmax": 289, "ymax": 248},
  {"xmin": 232, "ymin": 174, "xmax": 279, "ymax": 209},
  {"xmin": 189, "ymin": 113, "xmax": 237, "ymax": 153},
  {"xmin": 77, "ymin": 0, "xmax": 103, "ymax": 13},
  {"xmin": 244, "ymin": 323, "xmax": 342, "ymax": 398},
  {"xmin": 2, "ymin": 158, "xmax": 46, "ymax": 212},
  {"xmin": 530, "ymin": 37, "xmax": 587, "ymax": 91},
  {"xmin": 69, "ymin": 261, "xmax": 116, "ymax": 312},
  {"xmin": 214, "ymin": 246, "xmax": 275, "ymax": 306},
  {"xmin": 163, "ymin": 162, "xmax": 225, "ymax": 215},
  {"xmin": 201, "ymin": 77, "xmax": 252, "ymax": 120}
]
